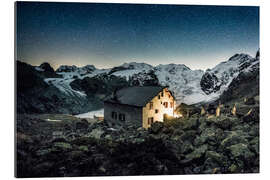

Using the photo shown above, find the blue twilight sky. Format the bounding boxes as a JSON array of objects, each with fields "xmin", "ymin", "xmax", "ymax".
[{"xmin": 16, "ymin": 2, "xmax": 259, "ymax": 70}]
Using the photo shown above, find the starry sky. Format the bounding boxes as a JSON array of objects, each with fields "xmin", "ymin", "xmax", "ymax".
[{"xmin": 16, "ymin": 2, "xmax": 259, "ymax": 70}]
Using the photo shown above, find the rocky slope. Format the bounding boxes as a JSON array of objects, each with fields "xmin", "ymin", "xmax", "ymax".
[{"xmin": 16, "ymin": 96, "xmax": 259, "ymax": 177}]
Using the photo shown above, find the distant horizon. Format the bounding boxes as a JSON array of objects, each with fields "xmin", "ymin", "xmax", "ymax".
[
  {"xmin": 19, "ymin": 49, "xmax": 258, "ymax": 71},
  {"xmin": 16, "ymin": 2, "xmax": 259, "ymax": 71}
]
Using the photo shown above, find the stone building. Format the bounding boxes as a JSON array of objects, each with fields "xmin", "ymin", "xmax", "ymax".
[{"xmin": 104, "ymin": 86, "xmax": 176, "ymax": 129}]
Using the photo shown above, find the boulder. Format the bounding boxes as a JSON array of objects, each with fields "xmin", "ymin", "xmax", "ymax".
[
  {"xmin": 194, "ymin": 127, "xmax": 223, "ymax": 147},
  {"xmin": 220, "ymin": 131, "xmax": 248, "ymax": 149},
  {"xmin": 52, "ymin": 142, "xmax": 72, "ymax": 152},
  {"xmin": 244, "ymin": 97, "xmax": 256, "ymax": 105},
  {"xmin": 185, "ymin": 144, "xmax": 208, "ymax": 161},
  {"xmin": 75, "ymin": 120, "xmax": 89, "ymax": 130},
  {"xmin": 88, "ymin": 128, "xmax": 104, "ymax": 139},
  {"xmin": 182, "ymin": 117, "xmax": 199, "ymax": 130},
  {"xmin": 149, "ymin": 122, "xmax": 164, "ymax": 134},
  {"xmin": 180, "ymin": 141, "xmax": 194, "ymax": 154},
  {"xmin": 227, "ymin": 143, "xmax": 254, "ymax": 160},
  {"xmin": 180, "ymin": 130, "xmax": 197, "ymax": 142}
]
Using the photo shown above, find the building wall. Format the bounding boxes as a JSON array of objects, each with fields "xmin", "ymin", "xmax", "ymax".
[
  {"xmin": 142, "ymin": 88, "xmax": 175, "ymax": 129},
  {"xmin": 104, "ymin": 102, "xmax": 142, "ymax": 128}
]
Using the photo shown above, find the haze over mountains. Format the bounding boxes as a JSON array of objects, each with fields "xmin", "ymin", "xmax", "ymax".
[{"xmin": 17, "ymin": 50, "xmax": 259, "ymax": 115}]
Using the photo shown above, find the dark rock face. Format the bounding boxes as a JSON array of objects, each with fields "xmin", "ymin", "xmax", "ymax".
[
  {"xmin": 129, "ymin": 70, "xmax": 159, "ymax": 86},
  {"xmin": 16, "ymin": 61, "xmax": 102, "ymax": 114},
  {"xmin": 200, "ymin": 72, "xmax": 220, "ymax": 95},
  {"xmin": 200, "ymin": 52, "xmax": 259, "ymax": 96},
  {"xmin": 219, "ymin": 67, "xmax": 259, "ymax": 104},
  {"xmin": 70, "ymin": 74, "xmax": 129, "ymax": 96}
]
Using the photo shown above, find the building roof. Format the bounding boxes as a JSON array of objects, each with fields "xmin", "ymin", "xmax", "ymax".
[{"xmin": 105, "ymin": 86, "xmax": 168, "ymax": 107}]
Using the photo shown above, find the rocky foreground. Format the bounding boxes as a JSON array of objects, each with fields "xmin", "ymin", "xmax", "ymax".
[{"xmin": 16, "ymin": 97, "xmax": 259, "ymax": 177}]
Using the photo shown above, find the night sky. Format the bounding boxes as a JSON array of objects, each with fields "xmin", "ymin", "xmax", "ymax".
[{"xmin": 16, "ymin": 2, "xmax": 259, "ymax": 70}]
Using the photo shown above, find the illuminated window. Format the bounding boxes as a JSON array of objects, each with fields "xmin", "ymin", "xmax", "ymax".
[{"xmin": 164, "ymin": 102, "xmax": 168, "ymax": 108}]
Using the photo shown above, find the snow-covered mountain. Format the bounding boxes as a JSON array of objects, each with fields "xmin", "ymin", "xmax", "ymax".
[
  {"xmin": 39, "ymin": 51, "xmax": 259, "ymax": 107},
  {"xmin": 200, "ymin": 53, "xmax": 259, "ymax": 96}
]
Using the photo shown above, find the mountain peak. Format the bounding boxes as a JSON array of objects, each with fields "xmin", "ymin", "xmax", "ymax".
[
  {"xmin": 121, "ymin": 62, "xmax": 153, "ymax": 69},
  {"xmin": 39, "ymin": 62, "xmax": 55, "ymax": 72}
]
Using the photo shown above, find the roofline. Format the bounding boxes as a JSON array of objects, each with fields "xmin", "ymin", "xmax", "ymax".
[
  {"xmin": 104, "ymin": 100, "xmax": 143, "ymax": 108},
  {"xmin": 104, "ymin": 86, "xmax": 174, "ymax": 107}
]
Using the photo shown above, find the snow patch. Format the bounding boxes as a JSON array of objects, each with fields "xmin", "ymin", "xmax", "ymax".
[{"xmin": 75, "ymin": 109, "xmax": 104, "ymax": 119}]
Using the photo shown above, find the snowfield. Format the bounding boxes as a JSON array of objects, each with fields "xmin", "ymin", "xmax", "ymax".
[{"xmin": 75, "ymin": 109, "xmax": 104, "ymax": 119}]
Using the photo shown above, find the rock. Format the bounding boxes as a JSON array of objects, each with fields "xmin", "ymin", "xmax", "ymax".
[
  {"xmin": 242, "ymin": 106, "xmax": 259, "ymax": 123},
  {"xmin": 185, "ymin": 144, "xmax": 208, "ymax": 161},
  {"xmin": 88, "ymin": 128, "xmax": 104, "ymax": 139},
  {"xmin": 76, "ymin": 120, "xmax": 89, "ymax": 130},
  {"xmin": 32, "ymin": 162, "xmax": 54, "ymax": 175},
  {"xmin": 249, "ymin": 137, "xmax": 259, "ymax": 155},
  {"xmin": 244, "ymin": 97, "xmax": 255, "ymax": 105},
  {"xmin": 236, "ymin": 106, "xmax": 252, "ymax": 118},
  {"xmin": 78, "ymin": 145, "xmax": 88, "ymax": 152},
  {"xmin": 194, "ymin": 127, "xmax": 223, "ymax": 147},
  {"xmin": 213, "ymin": 116, "xmax": 236, "ymax": 130},
  {"xmin": 227, "ymin": 143, "xmax": 254, "ymax": 159},
  {"xmin": 180, "ymin": 141, "xmax": 194, "ymax": 154},
  {"xmin": 205, "ymin": 151, "xmax": 225, "ymax": 165},
  {"xmin": 35, "ymin": 148, "xmax": 52, "ymax": 156},
  {"xmin": 183, "ymin": 117, "xmax": 199, "ymax": 130},
  {"xmin": 248, "ymin": 124, "xmax": 259, "ymax": 137},
  {"xmin": 149, "ymin": 122, "xmax": 164, "ymax": 134},
  {"xmin": 137, "ymin": 127, "xmax": 144, "ymax": 131},
  {"xmin": 206, "ymin": 103, "xmax": 217, "ymax": 115},
  {"xmin": 228, "ymin": 164, "xmax": 239, "ymax": 173},
  {"xmin": 68, "ymin": 150, "xmax": 87, "ymax": 161},
  {"xmin": 180, "ymin": 130, "xmax": 197, "ymax": 142},
  {"xmin": 52, "ymin": 142, "xmax": 72, "ymax": 151},
  {"xmin": 220, "ymin": 131, "xmax": 248, "ymax": 149}
]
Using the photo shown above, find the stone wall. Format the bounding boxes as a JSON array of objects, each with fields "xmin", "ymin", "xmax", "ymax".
[{"xmin": 104, "ymin": 102, "xmax": 142, "ymax": 128}]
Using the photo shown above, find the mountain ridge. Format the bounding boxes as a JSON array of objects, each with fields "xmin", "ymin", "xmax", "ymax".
[{"xmin": 17, "ymin": 50, "xmax": 259, "ymax": 114}]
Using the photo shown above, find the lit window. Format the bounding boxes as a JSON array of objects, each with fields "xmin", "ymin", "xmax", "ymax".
[{"xmin": 164, "ymin": 102, "xmax": 168, "ymax": 108}]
